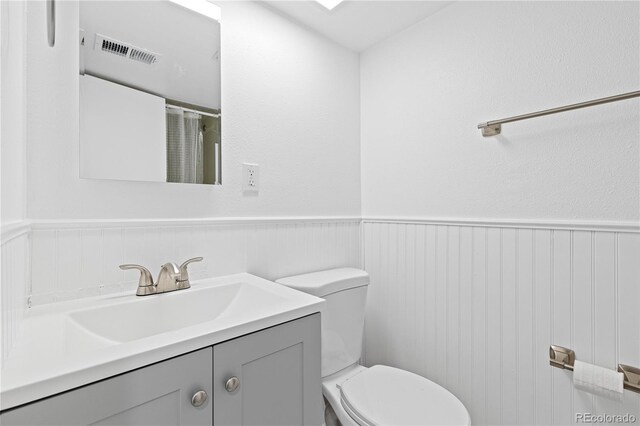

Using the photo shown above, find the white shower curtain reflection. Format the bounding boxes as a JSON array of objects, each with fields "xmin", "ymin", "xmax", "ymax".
[{"xmin": 166, "ymin": 108, "xmax": 204, "ymax": 184}]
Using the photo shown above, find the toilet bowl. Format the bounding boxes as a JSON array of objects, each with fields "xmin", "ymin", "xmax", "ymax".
[{"xmin": 277, "ymin": 268, "xmax": 470, "ymax": 426}]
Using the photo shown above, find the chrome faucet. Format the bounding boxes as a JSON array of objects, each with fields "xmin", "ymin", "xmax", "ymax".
[{"xmin": 120, "ymin": 257, "xmax": 202, "ymax": 296}]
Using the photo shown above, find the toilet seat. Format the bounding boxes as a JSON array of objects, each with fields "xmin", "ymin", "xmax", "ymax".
[{"xmin": 338, "ymin": 365, "xmax": 470, "ymax": 426}]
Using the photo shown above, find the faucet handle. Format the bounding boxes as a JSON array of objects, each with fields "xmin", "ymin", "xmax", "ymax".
[
  {"xmin": 178, "ymin": 257, "xmax": 203, "ymax": 287},
  {"xmin": 119, "ymin": 264, "xmax": 154, "ymax": 289}
]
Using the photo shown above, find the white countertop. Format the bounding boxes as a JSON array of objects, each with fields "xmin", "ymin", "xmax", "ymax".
[{"xmin": 0, "ymin": 273, "xmax": 325, "ymax": 410}]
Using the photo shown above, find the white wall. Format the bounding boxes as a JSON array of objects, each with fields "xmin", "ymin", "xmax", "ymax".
[
  {"xmin": 1, "ymin": 0, "xmax": 30, "ymax": 366},
  {"xmin": 361, "ymin": 1, "xmax": 640, "ymax": 224},
  {"xmin": 360, "ymin": 3, "xmax": 640, "ymax": 425},
  {"xmin": 1, "ymin": 0, "xmax": 27, "ymax": 225},
  {"xmin": 26, "ymin": 0, "xmax": 361, "ymax": 220},
  {"xmin": 17, "ymin": 1, "xmax": 362, "ymax": 308}
]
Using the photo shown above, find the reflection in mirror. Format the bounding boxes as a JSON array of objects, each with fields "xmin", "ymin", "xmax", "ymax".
[{"xmin": 79, "ymin": 0, "xmax": 221, "ymax": 185}]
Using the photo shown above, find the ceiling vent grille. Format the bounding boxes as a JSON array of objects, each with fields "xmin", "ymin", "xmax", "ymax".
[
  {"xmin": 94, "ymin": 34, "xmax": 160, "ymax": 65},
  {"xmin": 129, "ymin": 48, "xmax": 157, "ymax": 65},
  {"xmin": 101, "ymin": 39, "xmax": 129, "ymax": 57}
]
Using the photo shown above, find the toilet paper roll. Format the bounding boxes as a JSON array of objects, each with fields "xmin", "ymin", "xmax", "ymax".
[{"xmin": 573, "ymin": 360, "xmax": 624, "ymax": 400}]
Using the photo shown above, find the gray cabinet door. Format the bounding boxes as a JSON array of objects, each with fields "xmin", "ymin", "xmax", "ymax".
[
  {"xmin": 213, "ymin": 314, "xmax": 322, "ymax": 426},
  {"xmin": 1, "ymin": 348, "xmax": 212, "ymax": 426}
]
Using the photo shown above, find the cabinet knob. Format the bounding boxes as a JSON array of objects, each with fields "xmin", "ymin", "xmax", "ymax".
[
  {"xmin": 191, "ymin": 390, "xmax": 208, "ymax": 407},
  {"xmin": 225, "ymin": 376, "xmax": 240, "ymax": 393}
]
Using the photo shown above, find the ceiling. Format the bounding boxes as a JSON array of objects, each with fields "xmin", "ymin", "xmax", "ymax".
[{"xmin": 262, "ymin": 1, "xmax": 453, "ymax": 52}]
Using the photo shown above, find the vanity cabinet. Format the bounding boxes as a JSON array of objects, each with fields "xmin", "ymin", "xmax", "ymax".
[
  {"xmin": 213, "ymin": 313, "xmax": 321, "ymax": 426},
  {"xmin": 0, "ymin": 314, "xmax": 321, "ymax": 426},
  {"xmin": 0, "ymin": 348, "xmax": 213, "ymax": 425}
]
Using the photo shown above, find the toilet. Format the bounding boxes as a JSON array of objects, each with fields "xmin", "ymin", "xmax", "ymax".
[{"xmin": 277, "ymin": 268, "xmax": 470, "ymax": 426}]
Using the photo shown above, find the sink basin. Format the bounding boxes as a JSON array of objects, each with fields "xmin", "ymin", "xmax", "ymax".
[
  {"xmin": 68, "ymin": 281, "xmax": 287, "ymax": 343},
  {"xmin": 2, "ymin": 273, "xmax": 324, "ymax": 411}
]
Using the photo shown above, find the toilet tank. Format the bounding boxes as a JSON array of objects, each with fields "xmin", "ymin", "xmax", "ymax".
[{"xmin": 276, "ymin": 268, "xmax": 369, "ymax": 378}]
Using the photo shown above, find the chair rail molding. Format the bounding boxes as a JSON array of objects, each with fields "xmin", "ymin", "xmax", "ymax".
[
  {"xmin": 362, "ymin": 216, "xmax": 640, "ymax": 233},
  {"xmin": 1, "ymin": 220, "xmax": 32, "ymax": 244}
]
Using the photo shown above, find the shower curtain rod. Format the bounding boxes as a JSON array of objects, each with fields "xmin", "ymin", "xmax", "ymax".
[
  {"xmin": 478, "ymin": 90, "xmax": 640, "ymax": 137},
  {"xmin": 166, "ymin": 104, "xmax": 220, "ymax": 118}
]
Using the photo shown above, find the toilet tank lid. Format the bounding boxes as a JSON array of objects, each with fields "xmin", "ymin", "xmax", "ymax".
[{"xmin": 276, "ymin": 268, "xmax": 369, "ymax": 297}]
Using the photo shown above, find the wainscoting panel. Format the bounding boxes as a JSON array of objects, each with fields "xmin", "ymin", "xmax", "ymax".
[
  {"xmin": 29, "ymin": 218, "xmax": 361, "ymax": 306},
  {"xmin": 0, "ymin": 224, "xmax": 30, "ymax": 364},
  {"xmin": 362, "ymin": 220, "xmax": 640, "ymax": 426}
]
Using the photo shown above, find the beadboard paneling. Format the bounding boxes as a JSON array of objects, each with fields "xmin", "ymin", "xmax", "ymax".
[
  {"xmin": 362, "ymin": 221, "xmax": 640, "ymax": 425},
  {"xmin": 29, "ymin": 219, "xmax": 361, "ymax": 306},
  {"xmin": 0, "ymin": 228, "xmax": 30, "ymax": 365}
]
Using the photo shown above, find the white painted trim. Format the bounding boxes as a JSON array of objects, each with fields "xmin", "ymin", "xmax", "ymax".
[
  {"xmin": 1, "ymin": 221, "xmax": 32, "ymax": 244},
  {"xmin": 29, "ymin": 216, "xmax": 361, "ymax": 230},
  {"xmin": 9, "ymin": 216, "xmax": 639, "ymax": 236},
  {"xmin": 362, "ymin": 216, "xmax": 640, "ymax": 233}
]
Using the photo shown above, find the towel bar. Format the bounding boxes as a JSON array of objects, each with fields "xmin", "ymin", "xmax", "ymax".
[{"xmin": 479, "ymin": 91, "xmax": 640, "ymax": 136}]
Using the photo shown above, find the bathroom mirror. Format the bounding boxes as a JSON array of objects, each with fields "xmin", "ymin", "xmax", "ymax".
[{"xmin": 79, "ymin": 1, "xmax": 221, "ymax": 185}]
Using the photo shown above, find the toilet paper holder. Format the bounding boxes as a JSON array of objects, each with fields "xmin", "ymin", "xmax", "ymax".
[
  {"xmin": 549, "ymin": 345, "xmax": 575, "ymax": 371},
  {"xmin": 618, "ymin": 364, "xmax": 640, "ymax": 394},
  {"xmin": 549, "ymin": 345, "xmax": 640, "ymax": 394}
]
